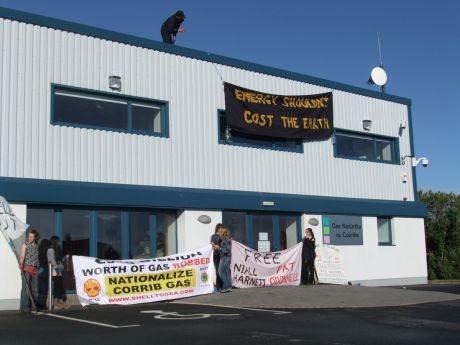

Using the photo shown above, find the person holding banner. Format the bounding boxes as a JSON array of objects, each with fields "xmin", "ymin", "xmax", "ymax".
[
  {"xmin": 19, "ymin": 229, "xmax": 40, "ymax": 312},
  {"xmin": 217, "ymin": 227, "xmax": 232, "ymax": 293},
  {"xmin": 210, "ymin": 223, "xmax": 224, "ymax": 291},
  {"xmin": 301, "ymin": 228, "xmax": 317, "ymax": 285}
]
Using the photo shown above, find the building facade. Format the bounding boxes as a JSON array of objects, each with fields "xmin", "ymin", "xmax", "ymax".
[{"xmin": 0, "ymin": 7, "xmax": 427, "ymax": 310}]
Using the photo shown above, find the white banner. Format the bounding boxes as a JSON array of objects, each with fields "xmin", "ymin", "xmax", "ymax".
[
  {"xmin": 73, "ymin": 246, "xmax": 214, "ymax": 306},
  {"xmin": 315, "ymin": 245, "xmax": 348, "ymax": 285},
  {"xmin": 0, "ymin": 196, "xmax": 29, "ymax": 258},
  {"xmin": 231, "ymin": 241, "xmax": 303, "ymax": 288}
]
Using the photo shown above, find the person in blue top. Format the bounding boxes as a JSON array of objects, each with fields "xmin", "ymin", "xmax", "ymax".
[{"xmin": 210, "ymin": 223, "xmax": 224, "ymax": 291}]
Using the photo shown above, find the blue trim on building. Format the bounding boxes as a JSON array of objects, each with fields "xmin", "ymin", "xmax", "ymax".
[
  {"xmin": 333, "ymin": 128, "xmax": 400, "ymax": 165},
  {"xmin": 407, "ymin": 106, "xmax": 419, "ymax": 200},
  {"xmin": 51, "ymin": 84, "xmax": 169, "ymax": 138},
  {"xmin": 0, "ymin": 177, "xmax": 427, "ymax": 217},
  {"xmin": 0, "ymin": 6, "xmax": 411, "ymax": 106}
]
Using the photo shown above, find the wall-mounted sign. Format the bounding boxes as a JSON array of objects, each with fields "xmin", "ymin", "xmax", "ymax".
[
  {"xmin": 224, "ymin": 82, "xmax": 333, "ymax": 140},
  {"xmin": 322, "ymin": 215, "xmax": 363, "ymax": 245}
]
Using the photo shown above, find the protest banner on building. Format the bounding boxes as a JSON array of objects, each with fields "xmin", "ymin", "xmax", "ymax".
[
  {"xmin": 231, "ymin": 241, "xmax": 303, "ymax": 288},
  {"xmin": 73, "ymin": 246, "xmax": 214, "ymax": 305}
]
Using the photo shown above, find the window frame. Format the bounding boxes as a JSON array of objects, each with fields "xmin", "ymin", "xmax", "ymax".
[
  {"xmin": 217, "ymin": 110, "xmax": 304, "ymax": 153},
  {"xmin": 333, "ymin": 128, "xmax": 400, "ymax": 165},
  {"xmin": 377, "ymin": 217, "xmax": 394, "ymax": 246},
  {"xmin": 51, "ymin": 84, "xmax": 169, "ymax": 138}
]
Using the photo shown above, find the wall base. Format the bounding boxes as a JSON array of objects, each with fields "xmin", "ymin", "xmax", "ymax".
[
  {"xmin": 350, "ymin": 276, "xmax": 428, "ymax": 287},
  {"xmin": 0, "ymin": 298, "xmax": 20, "ymax": 311}
]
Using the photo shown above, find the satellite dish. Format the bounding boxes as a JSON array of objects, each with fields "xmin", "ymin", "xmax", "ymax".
[{"xmin": 368, "ymin": 66, "xmax": 387, "ymax": 86}]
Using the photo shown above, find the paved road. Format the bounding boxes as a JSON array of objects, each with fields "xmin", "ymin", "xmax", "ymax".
[{"xmin": 1, "ymin": 299, "xmax": 459, "ymax": 345}]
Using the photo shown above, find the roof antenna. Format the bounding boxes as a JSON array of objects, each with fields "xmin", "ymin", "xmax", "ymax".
[{"xmin": 367, "ymin": 35, "xmax": 388, "ymax": 93}]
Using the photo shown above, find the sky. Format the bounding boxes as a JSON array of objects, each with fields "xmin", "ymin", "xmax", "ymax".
[{"xmin": 0, "ymin": 0, "xmax": 459, "ymax": 193}]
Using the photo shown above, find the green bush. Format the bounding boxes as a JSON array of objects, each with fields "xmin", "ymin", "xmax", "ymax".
[{"xmin": 419, "ymin": 190, "xmax": 460, "ymax": 279}]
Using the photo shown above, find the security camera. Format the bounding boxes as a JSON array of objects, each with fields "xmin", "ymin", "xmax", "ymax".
[{"xmin": 421, "ymin": 158, "xmax": 429, "ymax": 167}]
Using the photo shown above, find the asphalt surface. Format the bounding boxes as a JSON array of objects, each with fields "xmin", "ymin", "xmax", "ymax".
[{"xmin": 0, "ymin": 284, "xmax": 459, "ymax": 345}]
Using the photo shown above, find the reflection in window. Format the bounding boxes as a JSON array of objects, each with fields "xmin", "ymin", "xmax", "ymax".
[
  {"xmin": 218, "ymin": 111, "xmax": 302, "ymax": 153},
  {"xmin": 157, "ymin": 213, "xmax": 177, "ymax": 257},
  {"xmin": 27, "ymin": 207, "xmax": 55, "ymax": 245},
  {"xmin": 129, "ymin": 212, "xmax": 151, "ymax": 259},
  {"xmin": 377, "ymin": 218, "xmax": 393, "ymax": 245},
  {"xmin": 97, "ymin": 211, "xmax": 122, "ymax": 260},
  {"xmin": 280, "ymin": 216, "xmax": 298, "ymax": 250},
  {"xmin": 222, "ymin": 212, "xmax": 247, "ymax": 244},
  {"xmin": 335, "ymin": 131, "xmax": 397, "ymax": 163},
  {"xmin": 62, "ymin": 209, "xmax": 91, "ymax": 257},
  {"xmin": 252, "ymin": 215, "xmax": 274, "ymax": 252},
  {"xmin": 132, "ymin": 103, "xmax": 162, "ymax": 133}
]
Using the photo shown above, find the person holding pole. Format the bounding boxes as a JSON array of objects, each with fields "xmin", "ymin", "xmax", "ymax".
[{"xmin": 19, "ymin": 229, "xmax": 40, "ymax": 312}]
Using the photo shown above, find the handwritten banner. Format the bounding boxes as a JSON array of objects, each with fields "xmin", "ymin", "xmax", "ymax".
[
  {"xmin": 231, "ymin": 241, "xmax": 303, "ymax": 288},
  {"xmin": 0, "ymin": 196, "xmax": 29, "ymax": 258},
  {"xmin": 224, "ymin": 82, "xmax": 333, "ymax": 139},
  {"xmin": 315, "ymin": 245, "xmax": 348, "ymax": 285},
  {"xmin": 73, "ymin": 246, "xmax": 214, "ymax": 306}
]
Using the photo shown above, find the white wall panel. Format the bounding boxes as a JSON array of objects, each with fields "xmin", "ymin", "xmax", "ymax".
[{"xmin": 0, "ymin": 18, "xmax": 416, "ymax": 201}]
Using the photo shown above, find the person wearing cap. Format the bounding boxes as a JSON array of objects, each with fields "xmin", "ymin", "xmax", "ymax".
[{"xmin": 161, "ymin": 10, "xmax": 186, "ymax": 45}]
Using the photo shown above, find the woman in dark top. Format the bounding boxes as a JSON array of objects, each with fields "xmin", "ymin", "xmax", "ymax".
[
  {"xmin": 37, "ymin": 238, "xmax": 50, "ymax": 308},
  {"xmin": 210, "ymin": 223, "xmax": 224, "ymax": 291},
  {"xmin": 47, "ymin": 236, "xmax": 67, "ymax": 307},
  {"xmin": 301, "ymin": 228, "xmax": 317, "ymax": 285},
  {"xmin": 217, "ymin": 227, "xmax": 232, "ymax": 293}
]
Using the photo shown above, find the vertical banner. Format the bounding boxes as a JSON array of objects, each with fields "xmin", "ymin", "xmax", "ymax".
[
  {"xmin": 315, "ymin": 245, "xmax": 348, "ymax": 285},
  {"xmin": 0, "ymin": 196, "xmax": 29, "ymax": 258},
  {"xmin": 73, "ymin": 246, "xmax": 214, "ymax": 306},
  {"xmin": 231, "ymin": 241, "xmax": 303, "ymax": 288}
]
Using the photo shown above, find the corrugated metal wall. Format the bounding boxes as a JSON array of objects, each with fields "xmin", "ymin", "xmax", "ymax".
[{"xmin": 0, "ymin": 18, "xmax": 415, "ymax": 201}]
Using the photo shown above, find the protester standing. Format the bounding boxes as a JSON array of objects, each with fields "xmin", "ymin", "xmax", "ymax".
[
  {"xmin": 47, "ymin": 236, "xmax": 67, "ymax": 308},
  {"xmin": 210, "ymin": 223, "xmax": 224, "ymax": 291},
  {"xmin": 160, "ymin": 10, "xmax": 186, "ymax": 44},
  {"xmin": 301, "ymin": 228, "xmax": 317, "ymax": 285},
  {"xmin": 19, "ymin": 229, "xmax": 40, "ymax": 312},
  {"xmin": 37, "ymin": 238, "xmax": 50, "ymax": 308},
  {"xmin": 218, "ymin": 227, "xmax": 232, "ymax": 293}
]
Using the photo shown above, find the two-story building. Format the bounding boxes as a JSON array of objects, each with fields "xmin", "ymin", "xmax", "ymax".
[{"xmin": 0, "ymin": 7, "xmax": 427, "ymax": 310}]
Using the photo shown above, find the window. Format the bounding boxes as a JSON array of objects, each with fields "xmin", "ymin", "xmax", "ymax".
[
  {"xmin": 129, "ymin": 211, "xmax": 151, "ymax": 259},
  {"xmin": 97, "ymin": 211, "xmax": 122, "ymax": 260},
  {"xmin": 223, "ymin": 212, "xmax": 247, "ymax": 244},
  {"xmin": 377, "ymin": 218, "xmax": 393, "ymax": 245},
  {"xmin": 52, "ymin": 85, "xmax": 168, "ymax": 136},
  {"xmin": 218, "ymin": 111, "xmax": 303, "ymax": 153},
  {"xmin": 335, "ymin": 130, "xmax": 398, "ymax": 164},
  {"xmin": 252, "ymin": 214, "xmax": 274, "ymax": 251},
  {"xmin": 62, "ymin": 209, "xmax": 91, "ymax": 257},
  {"xmin": 156, "ymin": 213, "xmax": 177, "ymax": 257},
  {"xmin": 280, "ymin": 216, "xmax": 299, "ymax": 250},
  {"xmin": 27, "ymin": 207, "xmax": 55, "ymax": 245}
]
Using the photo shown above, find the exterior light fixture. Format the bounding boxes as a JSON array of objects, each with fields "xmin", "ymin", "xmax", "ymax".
[
  {"xmin": 262, "ymin": 201, "xmax": 275, "ymax": 207},
  {"xmin": 363, "ymin": 120, "xmax": 372, "ymax": 131},
  {"xmin": 197, "ymin": 215, "xmax": 212, "ymax": 224},
  {"xmin": 109, "ymin": 75, "xmax": 121, "ymax": 91}
]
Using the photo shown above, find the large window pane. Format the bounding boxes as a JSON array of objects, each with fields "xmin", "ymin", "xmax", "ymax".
[
  {"xmin": 27, "ymin": 207, "xmax": 55, "ymax": 245},
  {"xmin": 219, "ymin": 112, "xmax": 302, "ymax": 152},
  {"xmin": 62, "ymin": 209, "xmax": 90, "ymax": 257},
  {"xmin": 157, "ymin": 213, "xmax": 177, "ymax": 257},
  {"xmin": 54, "ymin": 90, "xmax": 128, "ymax": 129},
  {"xmin": 129, "ymin": 212, "xmax": 151, "ymax": 259},
  {"xmin": 97, "ymin": 211, "xmax": 122, "ymax": 259},
  {"xmin": 377, "ymin": 218, "xmax": 393, "ymax": 245},
  {"xmin": 336, "ymin": 133, "xmax": 376, "ymax": 160},
  {"xmin": 376, "ymin": 140, "xmax": 394, "ymax": 162},
  {"xmin": 223, "ymin": 212, "xmax": 247, "ymax": 244},
  {"xmin": 252, "ymin": 215, "xmax": 274, "ymax": 252},
  {"xmin": 132, "ymin": 103, "xmax": 162, "ymax": 133},
  {"xmin": 280, "ymin": 216, "xmax": 298, "ymax": 250}
]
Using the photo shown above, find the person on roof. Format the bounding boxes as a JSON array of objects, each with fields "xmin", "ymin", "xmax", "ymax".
[{"xmin": 161, "ymin": 10, "xmax": 186, "ymax": 45}]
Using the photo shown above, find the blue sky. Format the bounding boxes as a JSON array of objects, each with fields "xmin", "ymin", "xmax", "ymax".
[{"xmin": 0, "ymin": 0, "xmax": 459, "ymax": 193}]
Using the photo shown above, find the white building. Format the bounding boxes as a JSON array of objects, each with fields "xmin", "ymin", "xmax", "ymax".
[{"xmin": 0, "ymin": 7, "xmax": 427, "ymax": 310}]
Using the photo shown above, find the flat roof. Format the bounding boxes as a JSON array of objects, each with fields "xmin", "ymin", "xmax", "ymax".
[{"xmin": 0, "ymin": 6, "xmax": 411, "ymax": 106}]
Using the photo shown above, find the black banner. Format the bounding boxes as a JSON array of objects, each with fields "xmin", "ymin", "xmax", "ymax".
[{"xmin": 224, "ymin": 82, "xmax": 333, "ymax": 140}]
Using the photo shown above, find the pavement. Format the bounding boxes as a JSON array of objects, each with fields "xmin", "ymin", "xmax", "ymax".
[{"xmin": 173, "ymin": 284, "xmax": 460, "ymax": 309}]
